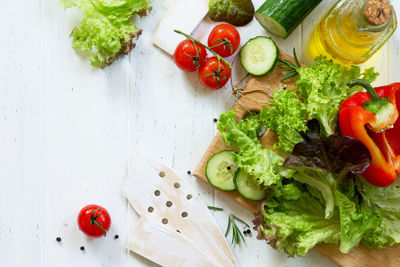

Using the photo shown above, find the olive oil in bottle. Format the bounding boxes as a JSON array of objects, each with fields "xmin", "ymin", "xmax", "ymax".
[{"xmin": 308, "ymin": 0, "xmax": 397, "ymax": 65}]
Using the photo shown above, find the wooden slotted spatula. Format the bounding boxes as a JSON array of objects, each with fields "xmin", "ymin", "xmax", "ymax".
[{"xmin": 123, "ymin": 155, "xmax": 238, "ymax": 267}]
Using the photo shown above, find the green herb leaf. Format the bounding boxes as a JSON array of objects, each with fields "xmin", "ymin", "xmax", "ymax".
[
  {"xmin": 208, "ymin": 206, "xmax": 224, "ymax": 211},
  {"xmin": 225, "ymin": 214, "xmax": 249, "ymax": 245}
]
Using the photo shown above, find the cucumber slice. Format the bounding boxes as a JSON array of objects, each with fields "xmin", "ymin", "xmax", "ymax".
[
  {"xmin": 234, "ymin": 169, "xmax": 267, "ymax": 201},
  {"xmin": 206, "ymin": 150, "xmax": 238, "ymax": 191},
  {"xmin": 255, "ymin": 0, "xmax": 322, "ymax": 39},
  {"xmin": 239, "ymin": 36, "xmax": 278, "ymax": 77}
]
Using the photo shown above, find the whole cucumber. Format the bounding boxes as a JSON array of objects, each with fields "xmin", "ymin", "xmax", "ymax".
[{"xmin": 255, "ymin": 0, "xmax": 322, "ymax": 38}]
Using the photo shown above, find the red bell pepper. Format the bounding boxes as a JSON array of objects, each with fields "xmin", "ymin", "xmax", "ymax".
[{"xmin": 339, "ymin": 79, "xmax": 400, "ymax": 187}]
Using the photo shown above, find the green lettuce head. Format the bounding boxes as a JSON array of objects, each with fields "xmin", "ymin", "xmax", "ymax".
[{"xmin": 60, "ymin": 0, "xmax": 151, "ymax": 68}]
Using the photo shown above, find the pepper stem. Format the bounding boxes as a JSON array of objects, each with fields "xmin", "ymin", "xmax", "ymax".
[{"xmin": 347, "ymin": 79, "xmax": 390, "ymax": 114}]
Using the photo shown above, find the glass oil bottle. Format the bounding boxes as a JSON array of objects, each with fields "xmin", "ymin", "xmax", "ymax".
[{"xmin": 308, "ymin": 0, "xmax": 397, "ymax": 65}]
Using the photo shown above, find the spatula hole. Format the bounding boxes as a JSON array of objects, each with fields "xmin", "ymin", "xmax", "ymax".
[
  {"xmin": 162, "ymin": 218, "xmax": 168, "ymax": 224},
  {"xmin": 159, "ymin": 171, "xmax": 165, "ymax": 177},
  {"xmin": 154, "ymin": 190, "xmax": 161, "ymax": 196},
  {"xmin": 166, "ymin": 201, "xmax": 173, "ymax": 207},
  {"xmin": 186, "ymin": 194, "xmax": 192, "ymax": 200},
  {"xmin": 181, "ymin": 211, "xmax": 188, "ymax": 218},
  {"xmin": 174, "ymin": 182, "xmax": 180, "ymax": 189},
  {"xmin": 147, "ymin": 206, "xmax": 154, "ymax": 213}
]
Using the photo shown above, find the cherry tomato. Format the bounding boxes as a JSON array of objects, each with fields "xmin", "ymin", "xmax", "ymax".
[
  {"xmin": 77, "ymin": 204, "xmax": 111, "ymax": 238},
  {"xmin": 198, "ymin": 57, "xmax": 231, "ymax": 90},
  {"xmin": 208, "ymin": 24, "xmax": 240, "ymax": 58},
  {"xmin": 173, "ymin": 39, "xmax": 207, "ymax": 72}
]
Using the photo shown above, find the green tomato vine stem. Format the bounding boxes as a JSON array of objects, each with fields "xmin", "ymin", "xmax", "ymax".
[{"xmin": 174, "ymin": 29, "xmax": 232, "ymax": 69}]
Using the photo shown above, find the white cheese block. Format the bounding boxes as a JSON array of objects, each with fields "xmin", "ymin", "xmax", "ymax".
[
  {"xmin": 152, "ymin": 0, "xmax": 209, "ymax": 55},
  {"xmin": 123, "ymin": 154, "xmax": 238, "ymax": 267}
]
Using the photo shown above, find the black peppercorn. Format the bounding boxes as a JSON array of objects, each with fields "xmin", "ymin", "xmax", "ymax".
[
  {"xmin": 114, "ymin": 235, "xmax": 119, "ymax": 239},
  {"xmin": 213, "ymin": 118, "xmax": 218, "ymax": 123},
  {"xmin": 243, "ymin": 230, "xmax": 247, "ymax": 234},
  {"xmin": 187, "ymin": 170, "xmax": 191, "ymax": 175},
  {"xmin": 247, "ymin": 229, "xmax": 251, "ymax": 234},
  {"xmin": 56, "ymin": 237, "xmax": 62, "ymax": 242},
  {"xmin": 80, "ymin": 246, "xmax": 85, "ymax": 251},
  {"xmin": 227, "ymin": 166, "xmax": 231, "ymax": 170}
]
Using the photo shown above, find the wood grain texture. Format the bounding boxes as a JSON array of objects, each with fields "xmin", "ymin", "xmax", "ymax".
[
  {"xmin": 315, "ymin": 244, "xmax": 400, "ymax": 267},
  {"xmin": 193, "ymin": 50, "xmax": 400, "ymax": 267}
]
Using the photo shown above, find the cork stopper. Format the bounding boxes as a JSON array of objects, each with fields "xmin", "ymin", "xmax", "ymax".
[{"xmin": 363, "ymin": 0, "xmax": 393, "ymax": 25}]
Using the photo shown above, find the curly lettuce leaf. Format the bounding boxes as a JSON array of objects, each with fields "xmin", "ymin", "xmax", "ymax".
[
  {"xmin": 60, "ymin": 0, "xmax": 151, "ymax": 67},
  {"xmin": 359, "ymin": 180, "xmax": 400, "ymax": 247},
  {"xmin": 259, "ymin": 89, "xmax": 307, "ymax": 154},
  {"xmin": 254, "ymin": 179, "xmax": 382, "ymax": 256},
  {"xmin": 283, "ymin": 120, "xmax": 377, "ymax": 254},
  {"xmin": 217, "ymin": 109, "xmax": 289, "ymax": 186},
  {"xmin": 254, "ymin": 182, "xmax": 341, "ymax": 257},
  {"xmin": 209, "ymin": 0, "xmax": 254, "ymax": 26},
  {"xmin": 295, "ymin": 57, "xmax": 378, "ymax": 136},
  {"xmin": 334, "ymin": 188, "xmax": 381, "ymax": 253},
  {"xmin": 283, "ymin": 119, "xmax": 371, "ymax": 219}
]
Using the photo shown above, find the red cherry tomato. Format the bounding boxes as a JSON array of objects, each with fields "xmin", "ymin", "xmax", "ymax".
[
  {"xmin": 208, "ymin": 24, "xmax": 240, "ymax": 58},
  {"xmin": 173, "ymin": 39, "xmax": 207, "ymax": 72},
  {"xmin": 198, "ymin": 57, "xmax": 231, "ymax": 90},
  {"xmin": 77, "ymin": 204, "xmax": 111, "ymax": 238}
]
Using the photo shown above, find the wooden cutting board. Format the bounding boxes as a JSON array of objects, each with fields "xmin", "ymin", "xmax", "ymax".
[{"xmin": 193, "ymin": 50, "xmax": 400, "ymax": 267}]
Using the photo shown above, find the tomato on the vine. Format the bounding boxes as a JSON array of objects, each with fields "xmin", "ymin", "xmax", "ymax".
[
  {"xmin": 77, "ymin": 204, "xmax": 111, "ymax": 238},
  {"xmin": 198, "ymin": 57, "xmax": 231, "ymax": 90},
  {"xmin": 173, "ymin": 39, "xmax": 207, "ymax": 72},
  {"xmin": 208, "ymin": 24, "xmax": 240, "ymax": 58}
]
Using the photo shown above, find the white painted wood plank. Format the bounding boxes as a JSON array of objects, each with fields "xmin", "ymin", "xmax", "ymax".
[
  {"xmin": 129, "ymin": 1, "xmax": 216, "ymax": 265},
  {"xmin": 40, "ymin": 1, "xmax": 130, "ymax": 267},
  {"xmin": 0, "ymin": 0, "xmax": 44, "ymax": 266}
]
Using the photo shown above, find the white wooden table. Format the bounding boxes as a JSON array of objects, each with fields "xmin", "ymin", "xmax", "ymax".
[{"xmin": 0, "ymin": 0, "xmax": 398, "ymax": 266}]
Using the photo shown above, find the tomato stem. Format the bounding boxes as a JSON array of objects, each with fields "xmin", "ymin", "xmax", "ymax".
[
  {"xmin": 210, "ymin": 38, "xmax": 233, "ymax": 54},
  {"xmin": 90, "ymin": 208, "xmax": 108, "ymax": 237},
  {"xmin": 204, "ymin": 66, "xmax": 226, "ymax": 87},
  {"xmin": 174, "ymin": 30, "xmax": 232, "ymax": 69}
]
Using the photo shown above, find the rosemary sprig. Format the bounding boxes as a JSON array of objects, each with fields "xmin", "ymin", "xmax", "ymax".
[
  {"xmin": 208, "ymin": 205, "xmax": 224, "ymax": 211},
  {"xmin": 225, "ymin": 214, "xmax": 250, "ymax": 245},
  {"xmin": 280, "ymin": 48, "xmax": 301, "ymax": 82}
]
